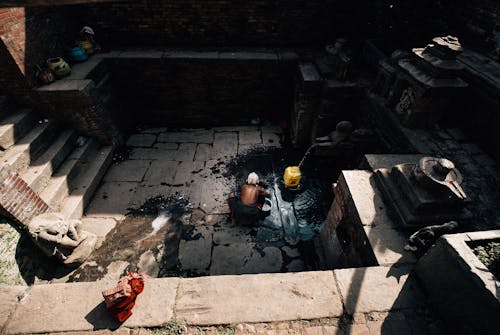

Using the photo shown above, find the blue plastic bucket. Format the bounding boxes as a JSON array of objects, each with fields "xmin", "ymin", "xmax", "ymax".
[{"xmin": 68, "ymin": 45, "xmax": 88, "ymax": 62}]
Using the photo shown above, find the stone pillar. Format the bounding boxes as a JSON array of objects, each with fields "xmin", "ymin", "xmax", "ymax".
[{"xmin": 290, "ymin": 63, "xmax": 322, "ymax": 147}]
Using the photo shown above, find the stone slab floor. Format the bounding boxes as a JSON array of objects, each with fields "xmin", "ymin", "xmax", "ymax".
[
  {"xmin": 65, "ymin": 125, "xmax": 313, "ymax": 282},
  {"xmin": 0, "ymin": 127, "xmax": 445, "ymax": 334}
]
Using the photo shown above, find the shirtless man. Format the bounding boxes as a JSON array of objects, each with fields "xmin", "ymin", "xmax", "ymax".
[{"xmin": 227, "ymin": 172, "xmax": 270, "ymax": 226}]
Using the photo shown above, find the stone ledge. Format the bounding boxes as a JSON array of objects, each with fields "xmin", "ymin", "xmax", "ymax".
[
  {"xmin": 34, "ymin": 49, "xmax": 298, "ymax": 94},
  {"xmin": 466, "ymin": 229, "xmax": 500, "ymax": 242},
  {"xmin": 174, "ymin": 271, "xmax": 343, "ymax": 325},
  {"xmin": 36, "ymin": 79, "xmax": 95, "ymax": 93},
  {"xmin": 3, "ymin": 278, "xmax": 179, "ymax": 334},
  {"xmin": 0, "ymin": 285, "xmax": 28, "ymax": 332}
]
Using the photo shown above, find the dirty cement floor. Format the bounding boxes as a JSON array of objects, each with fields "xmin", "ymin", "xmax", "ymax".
[{"xmin": 45, "ymin": 126, "xmax": 332, "ymax": 283}]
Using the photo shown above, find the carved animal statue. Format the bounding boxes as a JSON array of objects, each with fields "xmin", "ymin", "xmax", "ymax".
[
  {"xmin": 405, "ymin": 221, "xmax": 459, "ymax": 252},
  {"xmin": 27, "ymin": 212, "xmax": 97, "ymax": 266}
]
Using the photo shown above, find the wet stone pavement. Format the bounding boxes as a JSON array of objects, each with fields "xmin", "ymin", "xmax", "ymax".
[{"xmin": 60, "ymin": 126, "xmax": 333, "ymax": 282}]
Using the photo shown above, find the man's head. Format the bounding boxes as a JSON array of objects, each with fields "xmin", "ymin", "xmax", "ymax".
[{"xmin": 247, "ymin": 172, "xmax": 259, "ymax": 185}]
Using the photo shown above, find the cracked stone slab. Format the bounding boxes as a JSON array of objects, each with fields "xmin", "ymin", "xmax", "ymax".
[
  {"xmin": 211, "ymin": 132, "xmax": 238, "ymax": 159},
  {"xmin": 4, "ymin": 278, "xmax": 178, "ymax": 334},
  {"xmin": 174, "ymin": 143, "xmax": 197, "ymax": 162},
  {"xmin": 126, "ymin": 134, "xmax": 157, "ymax": 147},
  {"xmin": 86, "ymin": 182, "xmax": 139, "ymax": 219},
  {"xmin": 239, "ymin": 131, "xmax": 262, "ymax": 145},
  {"xmin": 199, "ymin": 178, "xmax": 233, "ymax": 214},
  {"xmin": 129, "ymin": 148, "xmax": 176, "ymax": 160},
  {"xmin": 194, "ymin": 143, "xmax": 212, "ymax": 161},
  {"xmin": 143, "ymin": 160, "xmax": 179, "ymax": 186},
  {"xmin": 210, "ymin": 243, "xmax": 254, "ymax": 275},
  {"xmin": 242, "ymin": 247, "xmax": 283, "ymax": 274},
  {"xmin": 262, "ymin": 132, "xmax": 281, "ymax": 147},
  {"xmin": 334, "ymin": 265, "xmax": 425, "ymax": 314},
  {"xmin": 103, "ymin": 160, "xmax": 151, "ymax": 182},
  {"xmin": 157, "ymin": 130, "xmax": 214, "ymax": 144},
  {"xmin": 173, "ymin": 161, "xmax": 205, "ymax": 185},
  {"xmin": 0, "ymin": 285, "xmax": 27, "ymax": 330},
  {"xmin": 153, "ymin": 142, "xmax": 179, "ymax": 150},
  {"xmin": 179, "ymin": 226, "xmax": 213, "ymax": 273},
  {"xmin": 175, "ymin": 271, "xmax": 343, "ymax": 325},
  {"xmin": 282, "ymin": 246, "xmax": 301, "ymax": 258},
  {"xmin": 286, "ymin": 259, "xmax": 305, "ymax": 272},
  {"xmin": 213, "ymin": 227, "xmax": 253, "ymax": 244}
]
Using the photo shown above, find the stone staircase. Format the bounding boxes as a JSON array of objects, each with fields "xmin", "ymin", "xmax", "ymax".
[{"xmin": 0, "ymin": 97, "xmax": 114, "ymax": 224}]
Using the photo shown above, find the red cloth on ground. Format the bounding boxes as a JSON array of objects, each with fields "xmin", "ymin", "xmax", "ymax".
[{"xmin": 102, "ymin": 272, "xmax": 145, "ymax": 322}]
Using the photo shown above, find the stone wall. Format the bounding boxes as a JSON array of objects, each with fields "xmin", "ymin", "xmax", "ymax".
[
  {"xmin": 74, "ymin": 0, "xmax": 326, "ymax": 47},
  {"xmin": 73, "ymin": 0, "xmax": 450, "ymax": 48},
  {"xmin": 110, "ymin": 56, "xmax": 295, "ymax": 127},
  {"xmin": 319, "ymin": 174, "xmax": 378, "ymax": 269}
]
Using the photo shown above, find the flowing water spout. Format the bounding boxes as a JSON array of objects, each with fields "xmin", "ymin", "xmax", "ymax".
[{"xmin": 298, "ymin": 144, "xmax": 318, "ymax": 169}]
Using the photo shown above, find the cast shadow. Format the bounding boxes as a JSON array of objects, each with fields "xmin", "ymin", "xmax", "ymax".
[{"xmin": 85, "ymin": 301, "xmax": 122, "ymax": 330}]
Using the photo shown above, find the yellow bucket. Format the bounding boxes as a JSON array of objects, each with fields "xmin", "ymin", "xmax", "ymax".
[{"xmin": 284, "ymin": 166, "xmax": 302, "ymax": 188}]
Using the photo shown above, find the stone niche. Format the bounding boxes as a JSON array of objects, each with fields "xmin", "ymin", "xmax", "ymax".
[
  {"xmin": 416, "ymin": 230, "xmax": 500, "ymax": 335},
  {"xmin": 375, "ymin": 157, "xmax": 472, "ymax": 229}
]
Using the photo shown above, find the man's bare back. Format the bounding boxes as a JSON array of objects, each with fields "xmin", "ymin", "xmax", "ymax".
[{"xmin": 240, "ymin": 184, "xmax": 270, "ymax": 205}]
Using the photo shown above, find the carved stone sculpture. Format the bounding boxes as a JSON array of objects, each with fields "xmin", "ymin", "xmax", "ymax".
[
  {"xmin": 375, "ymin": 157, "xmax": 472, "ymax": 228},
  {"xmin": 27, "ymin": 212, "xmax": 97, "ymax": 266}
]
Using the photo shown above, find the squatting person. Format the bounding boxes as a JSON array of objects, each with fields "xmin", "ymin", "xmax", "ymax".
[{"xmin": 227, "ymin": 172, "xmax": 270, "ymax": 226}]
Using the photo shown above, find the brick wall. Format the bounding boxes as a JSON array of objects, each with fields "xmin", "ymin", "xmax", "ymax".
[
  {"xmin": 110, "ymin": 57, "xmax": 295, "ymax": 127},
  {"xmin": 75, "ymin": 0, "xmax": 326, "ymax": 47},
  {"xmin": 0, "ymin": 6, "xmax": 80, "ymax": 87}
]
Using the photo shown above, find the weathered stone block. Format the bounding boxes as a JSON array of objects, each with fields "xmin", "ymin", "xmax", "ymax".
[{"xmin": 175, "ymin": 271, "xmax": 343, "ymax": 325}]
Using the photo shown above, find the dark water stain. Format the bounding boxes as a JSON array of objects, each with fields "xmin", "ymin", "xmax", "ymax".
[{"xmin": 112, "ymin": 146, "xmax": 132, "ymax": 163}]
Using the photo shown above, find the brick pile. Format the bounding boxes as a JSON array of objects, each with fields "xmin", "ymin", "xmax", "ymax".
[{"xmin": 0, "ymin": 173, "xmax": 49, "ymax": 225}]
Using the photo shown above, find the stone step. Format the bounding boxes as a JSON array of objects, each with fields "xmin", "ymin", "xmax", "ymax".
[
  {"xmin": 0, "ymin": 95, "xmax": 12, "ymax": 119},
  {"xmin": 39, "ymin": 138, "xmax": 99, "ymax": 211},
  {"xmin": 61, "ymin": 145, "xmax": 114, "ymax": 219},
  {"xmin": 19, "ymin": 130, "xmax": 78, "ymax": 194},
  {"xmin": 0, "ymin": 120, "xmax": 58, "ymax": 177},
  {"xmin": 0, "ymin": 109, "xmax": 38, "ymax": 150}
]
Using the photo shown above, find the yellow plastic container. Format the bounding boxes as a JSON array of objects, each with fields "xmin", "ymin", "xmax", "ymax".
[{"xmin": 284, "ymin": 166, "xmax": 302, "ymax": 188}]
